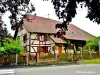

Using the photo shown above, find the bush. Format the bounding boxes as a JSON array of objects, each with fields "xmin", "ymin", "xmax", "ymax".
[
  {"xmin": 3, "ymin": 38, "xmax": 25, "ymax": 55},
  {"xmin": 47, "ymin": 53, "xmax": 54, "ymax": 58},
  {"xmin": 59, "ymin": 53, "xmax": 68, "ymax": 61}
]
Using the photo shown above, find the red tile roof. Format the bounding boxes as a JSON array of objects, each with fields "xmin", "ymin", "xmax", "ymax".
[
  {"xmin": 63, "ymin": 24, "xmax": 95, "ymax": 40},
  {"xmin": 24, "ymin": 14, "xmax": 59, "ymax": 34},
  {"xmin": 23, "ymin": 14, "xmax": 95, "ymax": 41}
]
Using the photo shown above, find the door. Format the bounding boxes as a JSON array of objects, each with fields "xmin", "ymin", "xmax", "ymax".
[{"xmin": 58, "ymin": 44, "xmax": 62, "ymax": 55}]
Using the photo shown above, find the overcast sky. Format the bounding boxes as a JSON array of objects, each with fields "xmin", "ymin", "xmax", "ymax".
[{"xmin": 2, "ymin": 0, "xmax": 100, "ymax": 36}]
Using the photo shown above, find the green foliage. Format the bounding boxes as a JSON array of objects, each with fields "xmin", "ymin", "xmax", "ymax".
[
  {"xmin": 47, "ymin": 53, "xmax": 54, "ymax": 58},
  {"xmin": 67, "ymin": 40, "xmax": 71, "ymax": 45},
  {"xmin": 59, "ymin": 53, "xmax": 68, "ymax": 61},
  {"xmin": 0, "ymin": 38, "xmax": 24, "ymax": 56},
  {"xmin": 86, "ymin": 37, "xmax": 100, "ymax": 49},
  {"xmin": 53, "ymin": 45, "xmax": 58, "ymax": 50},
  {"xmin": 0, "ymin": 47, "xmax": 6, "ymax": 56},
  {"xmin": 64, "ymin": 40, "xmax": 71, "ymax": 50}
]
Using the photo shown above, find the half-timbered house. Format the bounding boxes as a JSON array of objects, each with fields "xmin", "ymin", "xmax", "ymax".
[{"xmin": 17, "ymin": 14, "xmax": 66, "ymax": 56}]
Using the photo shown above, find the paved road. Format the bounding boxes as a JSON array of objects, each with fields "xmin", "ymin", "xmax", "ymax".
[{"xmin": 0, "ymin": 64, "xmax": 100, "ymax": 75}]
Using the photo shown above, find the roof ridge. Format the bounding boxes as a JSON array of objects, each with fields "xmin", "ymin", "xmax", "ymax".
[{"xmin": 26, "ymin": 14, "xmax": 60, "ymax": 23}]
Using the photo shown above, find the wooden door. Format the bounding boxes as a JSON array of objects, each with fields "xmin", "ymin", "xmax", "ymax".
[{"xmin": 58, "ymin": 44, "xmax": 62, "ymax": 55}]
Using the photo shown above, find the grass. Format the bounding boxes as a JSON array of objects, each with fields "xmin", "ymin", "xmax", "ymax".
[{"xmin": 82, "ymin": 58, "xmax": 100, "ymax": 64}]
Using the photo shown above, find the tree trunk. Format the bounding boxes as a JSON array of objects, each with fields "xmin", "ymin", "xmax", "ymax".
[{"xmin": 13, "ymin": 27, "xmax": 19, "ymax": 39}]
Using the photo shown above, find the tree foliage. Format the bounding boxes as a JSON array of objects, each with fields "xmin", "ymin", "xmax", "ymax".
[
  {"xmin": 0, "ymin": 38, "xmax": 24, "ymax": 56},
  {"xmin": 0, "ymin": 0, "xmax": 35, "ymax": 39},
  {"xmin": 51, "ymin": 0, "xmax": 100, "ymax": 35},
  {"xmin": 0, "ymin": 0, "xmax": 100, "ymax": 38},
  {"xmin": 86, "ymin": 37, "xmax": 100, "ymax": 49}
]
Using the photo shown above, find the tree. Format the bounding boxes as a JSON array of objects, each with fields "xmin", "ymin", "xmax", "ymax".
[
  {"xmin": 0, "ymin": 0, "xmax": 35, "ymax": 39},
  {"xmin": 86, "ymin": 37, "xmax": 100, "ymax": 58},
  {"xmin": 51, "ymin": 0, "xmax": 100, "ymax": 35},
  {"xmin": 3, "ymin": 38, "xmax": 25, "ymax": 55},
  {"xmin": 0, "ymin": 38, "xmax": 24, "ymax": 56},
  {"xmin": 0, "ymin": 38, "xmax": 25, "ymax": 65},
  {"xmin": 86, "ymin": 37, "xmax": 100, "ymax": 51},
  {"xmin": 3, "ymin": 27, "xmax": 12, "ymax": 38},
  {"xmin": 0, "ymin": 0, "xmax": 100, "ymax": 38},
  {"xmin": 0, "ymin": 47, "xmax": 6, "ymax": 56}
]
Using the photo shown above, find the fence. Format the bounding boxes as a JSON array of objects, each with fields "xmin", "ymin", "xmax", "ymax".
[
  {"xmin": 0, "ymin": 55, "xmax": 26, "ymax": 66},
  {"xmin": 0, "ymin": 53, "xmax": 56, "ymax": 66},
  {"xmin": 0, "ymin": 52, "xmax": 99, "ymax": 66}
]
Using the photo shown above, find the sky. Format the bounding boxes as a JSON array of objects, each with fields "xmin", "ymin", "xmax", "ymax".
[{"xmin": 2, "ymin": 0, "xmax": 100, "ymax": 36}]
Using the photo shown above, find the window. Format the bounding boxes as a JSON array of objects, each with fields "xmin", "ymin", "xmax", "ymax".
[
  {"xmin": 40, "ymin": 34, "xmax": 44, "ymax": 41},
  {"xmin": 37, "ymin": 34, "xmax": 48, "ymax": 41},
  {"xmin": 23, "ymin": 34, "xmax": 27, "ymax": 43}
]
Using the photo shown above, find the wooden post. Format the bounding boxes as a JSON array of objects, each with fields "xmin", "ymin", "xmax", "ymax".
[
  {"xmin": 26, "ymin": 53, "xmax": 29, "ymax": 65},
  {"xmin": 36, "ymin": 52, "xmax": 39, "ymax": 63},
  {"xmin": 55, "ymin": 50, "xmax": 58, "ymax": 60},
  {"xmin": 16, "ymin": 54, "xmax": 18, "ymax": 65},
  {"xmin": 89, "ymin": 47, "xmax": 92, "ymax": 59},
  {"xmin": 29, "ymin": 32, "xmax": 31, "ymax": 56},
  {"xmin": 80, "ymin": 47, "xmax": 83, "ymax": 60},
  {"xmin": 67, "ymin": 49, "xmax": 69, "ymax": 60}
]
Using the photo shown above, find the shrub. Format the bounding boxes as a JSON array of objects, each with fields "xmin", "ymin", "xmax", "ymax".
[
  {"xmin": 3, "ymin": 38, "xmax": 25, "ymax": 55},
  {"xmin": 47, "ymin": 53, "xmax": 54, "ymax": 58},
  {"xmin": 59, "ymin": 53, "xmax": 68, "ymax": 61}
]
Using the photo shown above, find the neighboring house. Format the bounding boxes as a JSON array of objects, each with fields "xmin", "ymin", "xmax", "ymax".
[
  {"xmin": 63, "ymin": 24, "xmax": 95, "ymax": 51},
  {"xmin": 17, "ymin": 14, "xmax": 95, "ymax": 56}
]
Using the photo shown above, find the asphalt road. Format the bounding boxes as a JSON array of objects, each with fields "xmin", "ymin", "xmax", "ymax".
[{"xmin": 0, "ymin": 64, "xmax": 100, "ymax": 75}]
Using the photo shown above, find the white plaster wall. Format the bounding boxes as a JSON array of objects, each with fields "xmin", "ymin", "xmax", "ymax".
[
  {"xmin": 49, "ymin": 37, "xmax": 55, "ymax": 45},
  {"xmin": 26, "ymin": 39, "xmax": 29, "ymax": 45},
  {"xmin": 32, "ymin": 40, "xmax": 39, "ymax": 44},
  {"xmin": 46, "ymin": 41, "xmax": 51, "ymax": 44},
  {"xmin": 31, "ymin": 34, "xmax": 37, "ymax": 39},
  {"xmin": 27, "ymin": 32, "xmax": 30, "ymax": 39},
  {"xmin": 17, "ymin": 29, "xmax": 27, "ymax": 36},
  {"xmin": 31, "ymin": 47, "xmax": 37, "ymax": 52},
  {"xmin": 26, "ymin": 46, "xmax": 29, "ymax": 51}
]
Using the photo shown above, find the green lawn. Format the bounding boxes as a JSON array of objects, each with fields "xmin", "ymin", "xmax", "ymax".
[{"xmin": 82, "ymin": 58, "xmax": 100, "ymax": 64}]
